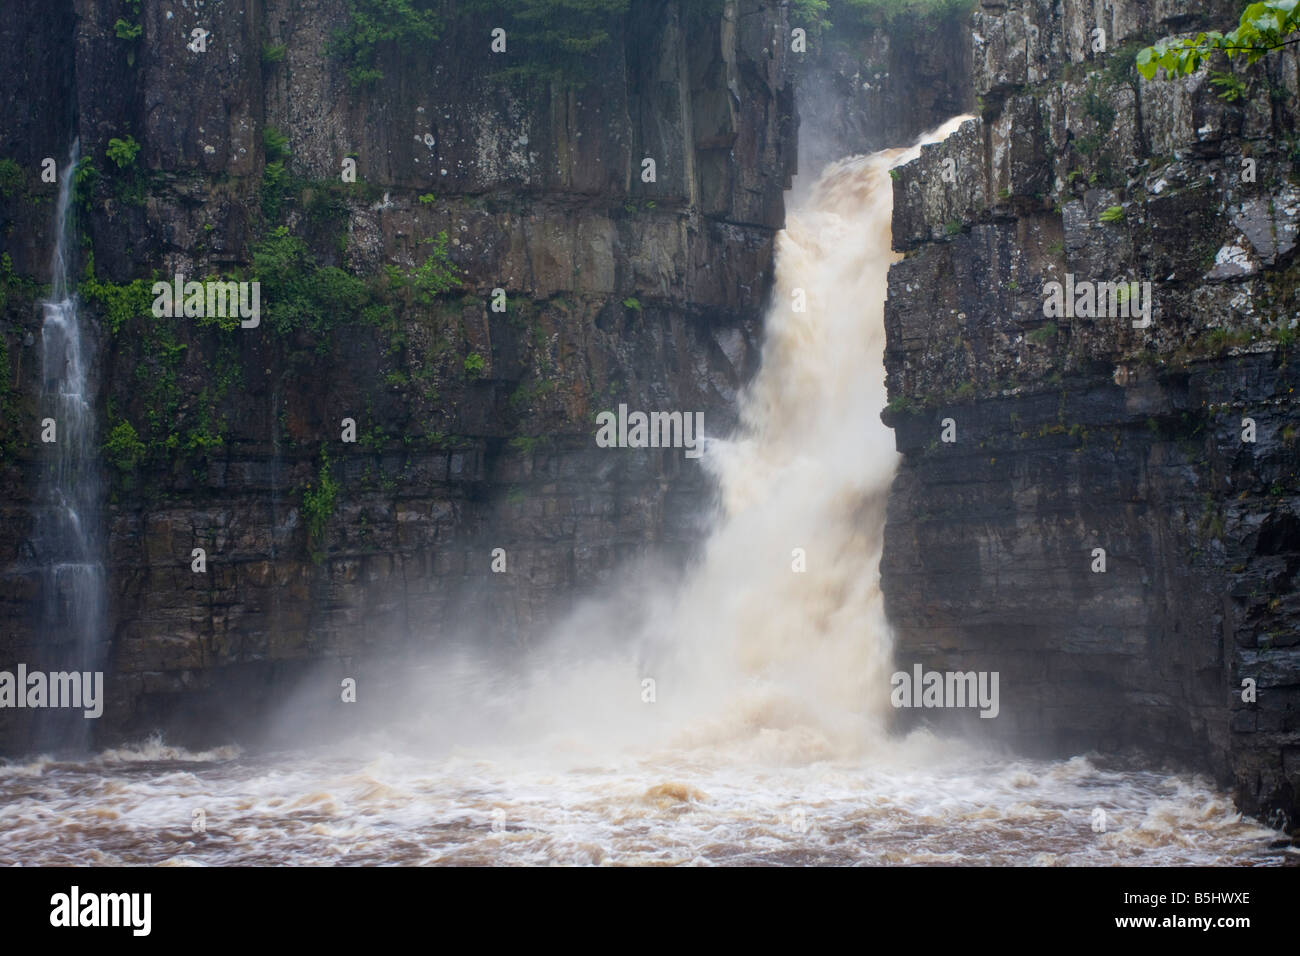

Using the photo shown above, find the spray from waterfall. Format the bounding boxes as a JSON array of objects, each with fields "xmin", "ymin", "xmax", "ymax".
[{"xmin": 34, "ymin": 139, "xmax": 107, "ymax": 751}]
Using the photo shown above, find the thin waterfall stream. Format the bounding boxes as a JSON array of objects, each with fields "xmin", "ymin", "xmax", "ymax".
[{"xmin": 31, "ymin": 140, "xmax": 107, "ymax": 753}]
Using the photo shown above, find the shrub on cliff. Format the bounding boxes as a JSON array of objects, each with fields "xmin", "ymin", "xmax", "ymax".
[
  {"xmin": 459, "ymin": 0, "xmax": 628, "ymax": 85},
  {"xmin": 327, "ymin": 0, "xmax": 442, "ymax": 87}
]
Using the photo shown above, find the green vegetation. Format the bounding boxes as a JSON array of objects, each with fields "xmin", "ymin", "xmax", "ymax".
[
  {"xmin": 105, "ymin": 136, "xmax": 148, "ymax": 205},
  {"xmin": 103, "ymin": 418, "xmax": 146, "ymax": 471},
  {"xmin": 251, "ymin": 226, "xmax": 372, "ymax": 339},
  {"xmin": 262, "ymin": 43, "xmax": 287, "ymax": 63},
  {"xmin": 113, "ymin": 0, "xmax": 143, "ymax": 64},
  {"xmin": 113, "ymin": 19, "xmax": 142, "ymax": 41},
  {"xmin": 622, "ymin": 297, "xmax": 641, "ymax": 311},
  {"xmin": 326, "ymin": 0, "xmax": 443, "ymax": 87},
  {"xmin": 106, "ymin": 136, "xmax": 140, "ymax": 169},
  {"xmin": 1209, "ymin": 71, "xmax": 1249, "ymax": 101},
  {"xmin": 0, "ymin": 254, "xmax": 38, "ymax": 316},
  {"xmin": 460, "ymin": 0, "xmax": 629, "ymax": 85},
  {"xmin": 790, "ymin": 0, "xmax": 831, "ymax": 32},
  {"xmin": 264, "ymin": 126, "xmax": 290, "ymax": 162},
  {"xmin": 1028, "ymin": 322, "xmax": 1058, "ymax": 345},
  {"xmin": 261, "ymin": 126, "xmax": 292, "ymax": 219},
  {"xmin": 832, "ymin": 0, "xmax": 976, "ymax": 31},
  {"xmin": 509, "ymin": 435, "xmax": 545, "ymax": 454},
  {"xmin": 73, "ymin": 158, "xmax": 98, "ymax": 213},
  {"xmin": 81, "ymin": 271, "xmax": 155, "ymax": 336},
  {"xmin": 463, "ymin": 352, "xmax": 486, "ymax": 377},
  {"xmin": 1099, "ymin": 205, "xmax": 1125, "ymax": 223},
  {"xmin": 418, "ymin": 193, "xmax": 437, "ymax": 204},
  {"xmin": 885, "ymin": 394, "xmax": 919, "ymax": 414},
  {"xmin": 0, "ymin": 159, "xmax": 23, "ymax": 199},
  {"xmin": 1078, "ymin": 84, "xmax": 1116, "ymax": 150},
  {"xmin": 407, "ymin": 232, "xmax": 460, "ymax": 304},
  {"xmin": 301, "ymin": 448, "xmax": 341, "ymax": 563},
  {"xmin": 1137, "ymin": 2, "xmax": 1300, "ymax": 80}
]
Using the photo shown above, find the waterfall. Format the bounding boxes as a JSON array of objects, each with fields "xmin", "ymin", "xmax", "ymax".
[
  {"xmin": 33, "ymin": 139, "xmax": 107, "ymax": 751},
  {"xmin": 364, "ymin": 116, "xmax": 980, "ymax": 762}
]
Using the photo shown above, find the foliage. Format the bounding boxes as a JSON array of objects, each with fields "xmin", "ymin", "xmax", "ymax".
[
  {"xmin": 301, "ymin": 448, "xmax": 341, "ymax": 562},
  {"xmin": 790, "ymin": 0, "xmax": 831, "ymax": 33},
  {"xmin": 113, "ymin": 18, "xmax": 142, "ymax": 41},
  {"xmin": 832, "ymin": 0, "xmax": 975, "ymax": 31},
  {"xmin": 1027, "ymin": 322, "xmax": 1058, "ymax": 345},
  {"xmin": 81, "ymin": 272, "xmax": 156, "ymax": 336},
  {"xmin": 251, "ymin": 226, "xmax": 371, "ymax": 337},
  {"xmin": 326, "ymin": 0, "xmax": 442, "ymax": 87},
  {"xmin": 1136, "ymin": 1, "xmax": 1300, "ymax": 80},
  {"xmin": 263, "ymin": 126, "xmax": 291, "ymax": 163},
  {"xmin": 461, "ymin": 0, "xmax": 629, "ymax": 85},
  {"xmin": 463, "ymin": 352, "xmax": 486, "ymax": 376},
  {"xmin": 409, "ymin": 232, "xmax": 459, "ymax": 303},
  {"xmin": 1099, "ymin": 205, "xmax": 1125, "ymax": 223},
  {"xmin": 103, "ymin": 418, "xmax": 146, "ymax": 471},
  {"xmin": 622, "ymin": 297, "xmax": 641, "ymax": 310},
  {"xmin": 383, "ymin": 231, "xmax": 460, "ymax": 307},
  {"xmin": 262, "ymin": 43, "xmax": 287, "ymax": 63},
  {"xmin": 106, "ymin": 136, "xmax": 141, "ymax": 169},
  {"xmin": 0, "ymin": 159, "xmax": 23, "ymax": 198},
  {"xmin": 1209, "ymin": 71, "xmax": 1249, "ymax": 100},
  {"xmin": 73, "ymin": 158, "xmax": 99, "ymax": 212}
]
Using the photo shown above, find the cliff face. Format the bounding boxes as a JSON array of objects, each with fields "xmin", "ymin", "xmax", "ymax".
[
  {"xmin": 0, "ymin": 0, "xmax": 796, "ymax": 747},
  {"xmin": 882, "ymin": 0, "xmax": 1300, "ymax": 823}
]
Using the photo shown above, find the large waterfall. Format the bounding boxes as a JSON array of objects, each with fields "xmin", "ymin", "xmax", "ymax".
[
  {"xmin": 0, "ymin": 125, "xmax": 1279, "ymax": 865},
  {"xmin": 33, "ymin": 140, "xmax": 106, "ymax": 751}
]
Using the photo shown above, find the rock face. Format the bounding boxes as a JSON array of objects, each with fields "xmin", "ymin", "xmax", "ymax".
[
  {"xmin": 792, "ymin": 11, "xmax": 974, "ymax": 179},
  {"xmin": 0, "ymin": 0, "xmax": 796, "ymax": 748},
  {"xmin": 882, "ymin": 0, "xmax": 1299, "ymax": 823}
]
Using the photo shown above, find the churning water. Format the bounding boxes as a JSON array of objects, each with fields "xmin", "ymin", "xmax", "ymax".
[{"xmin": 1, "ymin": 122, "xmax": 1286, "ymax": 866}]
